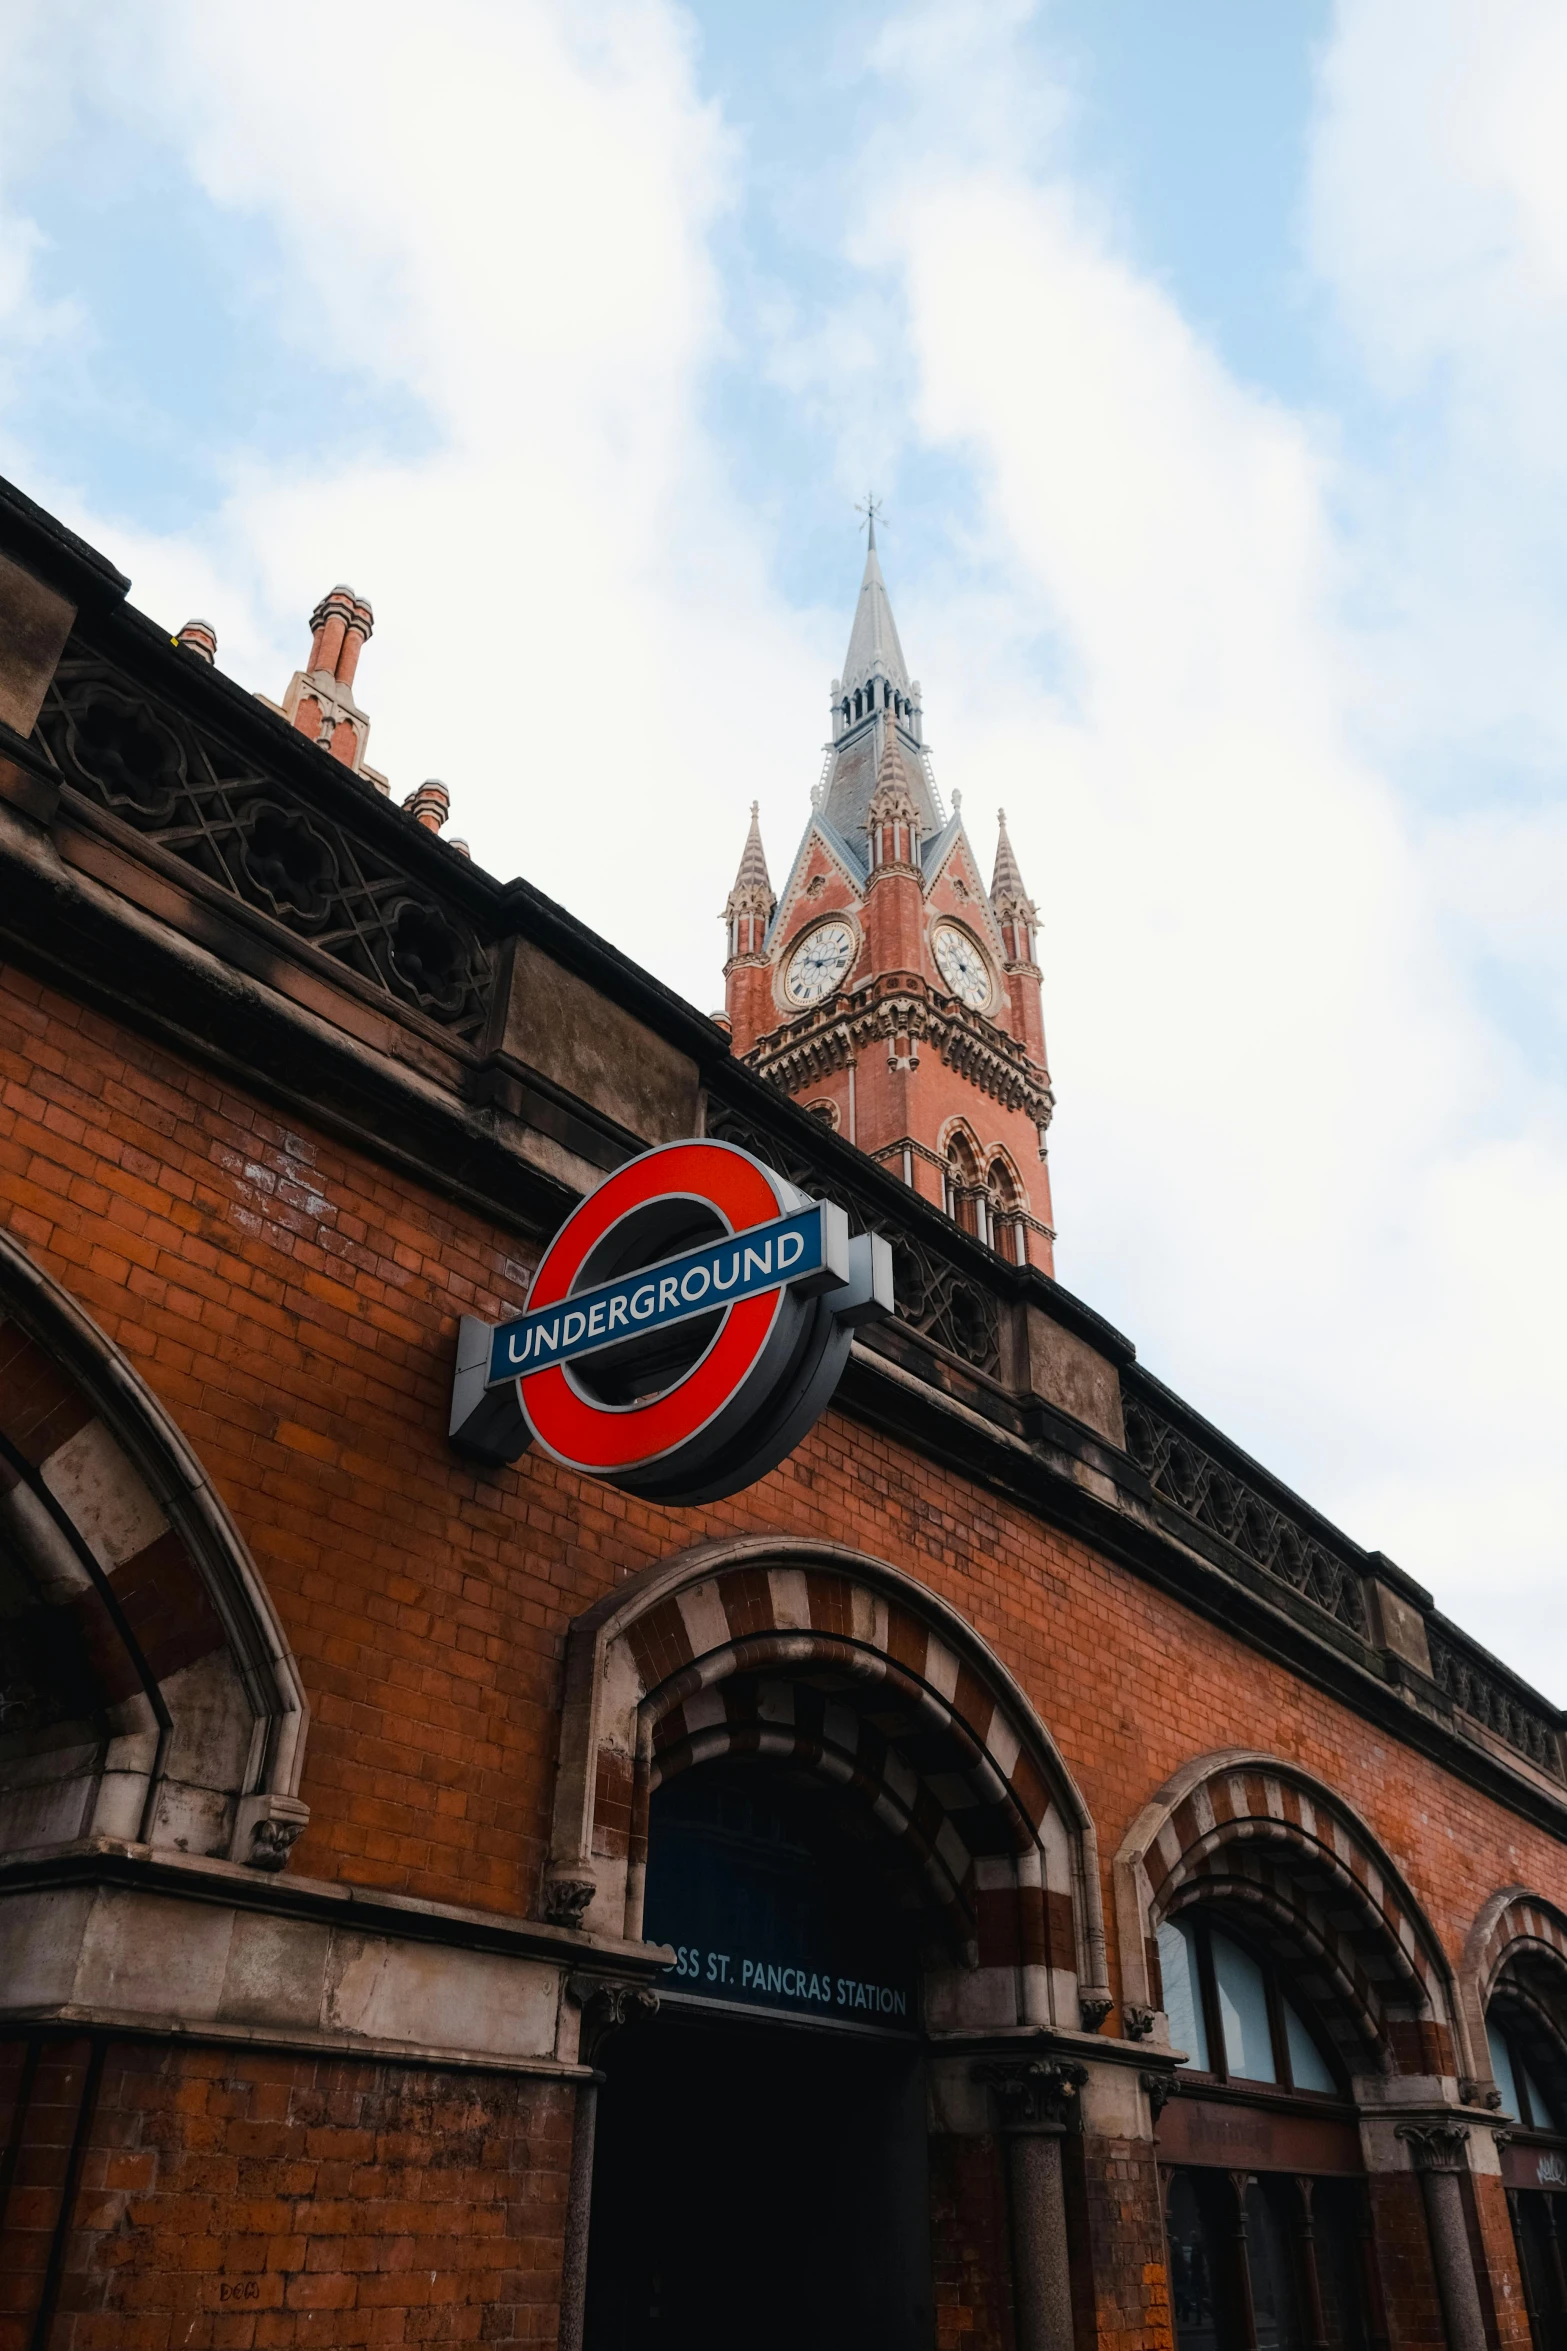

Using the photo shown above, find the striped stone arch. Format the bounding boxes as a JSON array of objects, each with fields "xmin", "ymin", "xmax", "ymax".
[
  {"xmin": 1461, "ymin": 1890, "xmax": 1567, "ymax": 2103},
  {"xmin": 546, "ymin": 1536, "xmax": 1111, "ymax": 2032},
  {"xmin": 1113, "ymin": 1749, "xmax": 1458, "ymax": 2077},
  {"xmin": 0, "ymin": 1224, "xmax": 309, "ymax": 1867}
]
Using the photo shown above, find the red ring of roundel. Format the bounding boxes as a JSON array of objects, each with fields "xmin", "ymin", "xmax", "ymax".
[{"xmin": 518, "ymin": 1140, "xmax": 791, "ymax": 1475}]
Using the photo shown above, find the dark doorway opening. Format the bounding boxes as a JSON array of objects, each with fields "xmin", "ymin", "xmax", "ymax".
[
  {"xmin": 585, "ymin": 1757, "xmax": 934, "ymax": 2351},
  {"xmin": 585, "ymin": 2007, "xmax": 930, "ymax": 2351}
]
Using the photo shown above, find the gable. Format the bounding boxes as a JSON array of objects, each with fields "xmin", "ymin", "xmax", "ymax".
[{"xmin": 765, "ymin": 815, "xmax": 866, "ymax": 957}]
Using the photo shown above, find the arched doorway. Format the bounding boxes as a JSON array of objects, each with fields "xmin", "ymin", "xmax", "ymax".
[
  {"xmin": 0, "ymin": 1226, "xmax": 308, "ymax": 1866},
  {"xmin": 549, "ymin": 1538, "xmax": 1110, "ymax": 2351}
]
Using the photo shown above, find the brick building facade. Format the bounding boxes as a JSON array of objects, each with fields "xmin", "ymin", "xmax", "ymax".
[{"xmin": 1, "ymin": 471, "xmax": 1566, "ymax": 2351}]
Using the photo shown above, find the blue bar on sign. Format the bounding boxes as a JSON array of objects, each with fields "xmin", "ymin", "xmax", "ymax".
[{"xmin": 486, "ymin": 1205, "xmax": 826, "ymax": 1387}]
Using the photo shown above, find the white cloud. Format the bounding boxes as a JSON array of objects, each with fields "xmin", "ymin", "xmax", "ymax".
[
  {"xmin": 841, "ymin": 1, "xmax": 1567, "ymax": 1685},
  {"xmin": 0, "ymin": 0, "xmax": 828, "ymax": 999},
  {"xmin": 5, "ymin": 0, "xmax": 1567, "ymax": 1696}
]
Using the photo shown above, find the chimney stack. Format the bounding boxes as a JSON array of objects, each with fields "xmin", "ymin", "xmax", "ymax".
[{"xmin": 278, "ymin": 584, "xmax": 384, "ymax": 787}]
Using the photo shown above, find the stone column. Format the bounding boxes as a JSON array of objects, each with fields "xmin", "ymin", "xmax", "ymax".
[
  {"xmin": 1224, "ymin": 2173, "xmax": 1261, "ymax": 2351},
  {"xmin": 558, "ymin": 1977, "xmax": 657, "ymax": 2351},
  {"xmin": 557, "ymin": 2076, "xmax": 599, "ymax": 2351},
  {"xmin": 1397, "ymin": 2122, "xmax": 1488, "ymax": 2351},
  {"xmin": 974, "ymin": 2058, "xmax": 1087, "ymax": 2351},
  {"xmin": 1291, "ymin": 2176, "xmax": 1330, "ymax": 2351}
]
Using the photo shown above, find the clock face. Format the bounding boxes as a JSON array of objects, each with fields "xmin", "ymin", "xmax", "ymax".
[
  {"xmin": 785, "ymin": 921, "xmax": 855, "ymax": 1005},
  {"xmin": 933, "ymin": 924, "xmax": 993, "ymax": 1011}
]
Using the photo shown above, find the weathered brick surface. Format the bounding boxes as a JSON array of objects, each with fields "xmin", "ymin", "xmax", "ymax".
[
  {"xmin": 1075, "ymin": 2139, "xmax": 1170, "ymax": 2351},
  {"xmin": 1367, "ymin": 2172, "xmax": 1448, "ymax": 2345},
  {"xmin": 0, "ymin": 2039, "xmax": 574, "ymax": 2351},
  {"xmin": 927, "ymin": 2131, "xmax": 1012, "ymax": 2351},
  {"xmin": 2, "ymin": 957, "xmax": 1561, "ymax": 2345},
  {"xmin": 1472, "ymin": 2171, "xmax": 1533, "ymax": 2347}
]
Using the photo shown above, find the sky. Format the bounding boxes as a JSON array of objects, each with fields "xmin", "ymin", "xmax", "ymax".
[{"xmin": 4, "ymin": 0, "xmax": 1567, "ymax": 1696}]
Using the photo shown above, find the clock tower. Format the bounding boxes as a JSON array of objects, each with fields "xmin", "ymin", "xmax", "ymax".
[{"xmin": 721, "ymin": 524, "xmax": 1057, "ymax": 1272}]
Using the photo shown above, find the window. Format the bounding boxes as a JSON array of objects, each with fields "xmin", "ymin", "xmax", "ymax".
[
  {"xmin": 1488, "ymin": 2015, "xmax": 1564, "ymax": 2131},
  {"xmin": 1157, "ymin": 1915, "xmax": 1340, "ymax": 2096},
  {"xmin": 1165, "ymin": 2171, "xmax": 1371, "ymax": 2351}
]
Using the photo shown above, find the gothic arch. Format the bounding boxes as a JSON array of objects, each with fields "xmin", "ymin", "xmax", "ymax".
[
  {"xmin": 1113, "ymin": 1749, "xmax": 1458, "ymax": 2076},
  {"xmin": 984, "ymin": 1146, "xmax": 1023, "ymax": 1207},
  {"xmin": 545, "ymin": 1535, "xmax": 1110, "ymax": 2032},
  {"xmin": 1461, "ymin": 1890, "xmax": 1567, "ymax": 2104},
  {"xmin": 936, "ymin": 1115, "xmax": 984, "ymax": 1171},
  {"xmin": 0, "ymin": 1224, "xmax": 308, "ymax": 1867}
]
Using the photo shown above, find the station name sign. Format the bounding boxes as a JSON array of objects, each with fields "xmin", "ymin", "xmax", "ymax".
[
  {"xmin": 449, "ymin": 1138, "xmax": 893, "ymax": 1506},
  {"xmin": 486, "ymin": 1207, "xmax": 831, "ymax": 1379}
]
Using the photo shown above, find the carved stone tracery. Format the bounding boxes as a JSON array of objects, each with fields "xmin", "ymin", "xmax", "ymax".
[
  {"xmin": 33, "ymin": 655, "xmax": 494, "ymax": 1039},
  {"xmin": 751, "ymin": 977, "xmax": 1055, "ymax": 1129},
  {"xmin": 1123, "ymin": 1387, "xmax": 1369, "ymax": 1637}
]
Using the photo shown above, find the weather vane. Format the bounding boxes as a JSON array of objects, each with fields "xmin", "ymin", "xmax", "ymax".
[{"xmin": 856, "ymin": 492, "xmax": 885, "ymax": 541}]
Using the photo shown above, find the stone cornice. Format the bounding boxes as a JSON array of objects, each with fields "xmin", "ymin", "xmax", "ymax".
[{"xmin": 749, "ymin": 972, "xmax": 1055, "ymax": 1126}]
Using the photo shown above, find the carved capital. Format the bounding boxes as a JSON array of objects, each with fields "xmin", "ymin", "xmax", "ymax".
[
  {"xmin": 567, "ymin": 1973, "xmax": 659, "ymax": 2064},
  {"xmin": 973, "ymin": 2057, "xmax": 1089, "ymax": 2134},
  {"xmin": 1122, "ymin": 2004, "xmax": 1158, "ymax": 2041},
  {"xmin": 1140, "ymin": 2070, "xmax": 1177, "ymax": 2122},
  {"xmin": 1396, "ymin": 2120, "xmax": 1472, "ymax": 2175},
  {"xmin": 1078, "ymin": 1992, "xmax": 1114, "ymax": 2033},
  {"xmin": 230, "ymin": 1793, "xmax": 310, "ymax": 1873},
  {"xmin": 539, "ymin": 1874, "xmax": 596, "ymax": 1930}
]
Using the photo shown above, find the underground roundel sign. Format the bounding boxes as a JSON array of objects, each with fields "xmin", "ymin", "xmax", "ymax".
[{"xmin": 448, "ymin": 1139, "xmax": 893, "ymax": 1505}]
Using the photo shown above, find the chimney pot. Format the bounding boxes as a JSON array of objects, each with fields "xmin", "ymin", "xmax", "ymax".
[
  {"xmin": 308, "ymin": 584, "xmax": 358, "ymax": 679},
  {"xmin": 402, "ymin": 780, "xmax": 450, "ymax": 833},
  {"xmin": 335, "ymin": 595, "xmax": 374, "ymax": 690},
  {"xmin": 175, "ymin": 619, "xmax": 217, "ymax": 664}
]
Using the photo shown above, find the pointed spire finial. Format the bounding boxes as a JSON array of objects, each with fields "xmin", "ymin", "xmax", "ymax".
[
  {"xmin": 990, "ymin": 806, "xmax": 1037, "ymax": 936},
  {"xmin": 856, "ymin": 492, "xmax": 884, "ymax": 552},
  {"xmin": 726, "ymin": 801, "xmax": 774, "ymax": 923}
]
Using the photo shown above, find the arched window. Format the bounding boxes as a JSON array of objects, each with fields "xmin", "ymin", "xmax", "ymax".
[
  {"xmin": 986, "ymin": 1158, "xmax": 1026, "ymax": 1266},
  {"xmin": 944, "ymin": 1132, "xmax": 981, "ymax": 1237},
  {"xmin": 1480, "ymin": 1935, "xmax": 1567, "ymax": 2327},
  {"xmin": 1487, "ymin": 2015, "xmax": 1562, "ymax": 2131},
  {"xmin": 1158, "ymin": 1913, "xmax": 1339, "ymax": 2094}
]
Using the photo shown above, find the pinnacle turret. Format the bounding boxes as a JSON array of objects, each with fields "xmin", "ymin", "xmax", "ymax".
[
  {"xmin": 723, "ymin": 802, "xmax": 775, "ymax": 964},
  {"xmin": 990, "ymin": 808, "xmax": 1035, "ymax": 924},
  {"xmin": 866, "ymin": 723, "xmax": 922, "ymax": 875},
  {"xmin": 990, "ymin": 809, "xmax": 1038, "ymax": 971}
]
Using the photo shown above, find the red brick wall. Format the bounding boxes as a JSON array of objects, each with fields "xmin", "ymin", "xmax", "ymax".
[
  {"xmin": 1366, "ymin": 2172, "xmax": 1447, "ymax": 2346},
  {"xmin": 0, "ymin": 2034, "xmax": 573, "ymax": 2351},
  {"xmin": 1471, "ymin": 2172, "xmax": 1532, "ymax": 2347},
  {"xmin": 927, "ymin": 2132, "xmax": 1012, "ymax": 2351},
  {"xmin": 2, "ymin": 955, "xmax": 1563, "ymax": 1980},
  {"xmin": 1072, "ymin": 2139, "xmax": 1171, "ymax": 2351},
  {"xmin": 3, "ymin": 960, "xmax": 1563, "ymax": 2349}
]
